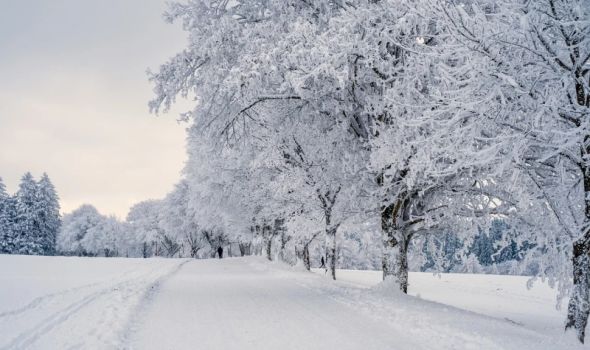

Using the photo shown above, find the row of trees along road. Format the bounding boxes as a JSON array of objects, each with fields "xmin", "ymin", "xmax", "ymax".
[{"xmin": 146, "ymin": 0, "xmax": 590, "ymax": 342}]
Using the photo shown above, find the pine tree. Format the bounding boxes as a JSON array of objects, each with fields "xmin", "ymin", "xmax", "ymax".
[
  {"xmin": 469, "ymin": 220, "xmax": 528, "ymax": 269},
  {"xmin": 15, "ymin": 172, "xmax": 43, "ymax": 255},
  {"xmin": 421, "ymin": 232, "xmax": 464, "ymax": 273},
  {"xmin": 2, "ymin": 196, "xmax": 18, "ymax": 254},
  {"xmin": 36, "ymin": 173, "xmax": 61, "ymax": 255},
  {"xmin": 470, "ymin": 226, "xmax": 495, "ymax": 266},
  {"xmin": 0, "ymin": 177, "xmax": 6, "ymax": 201},
  {"xmin": 0, "ymin": 177, "xmax": 12, "ymax": 253}
]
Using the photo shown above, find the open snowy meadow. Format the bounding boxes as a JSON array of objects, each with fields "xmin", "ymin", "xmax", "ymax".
[{"xmin": 0, "ymin": 255, "xmax": 582, "ymax": 350}]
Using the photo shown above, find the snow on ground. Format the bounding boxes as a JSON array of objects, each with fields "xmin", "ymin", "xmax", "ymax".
[
  {"xmin": 0, "ymin": 255, "xmax": 186, "ymax": 350},
  {"xmin": 130, "ymin": 258, "xmax": 417, "ymax": 350},
  {"xmin": 317, "ymin": 268, "xmax": 566, "ymax": 335},
  {"xmin": 0, "ymin": 255, "xmax": 584, "ymax": 349}
]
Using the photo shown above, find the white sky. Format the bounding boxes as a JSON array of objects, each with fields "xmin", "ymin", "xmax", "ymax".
[{"xmin": 0, "ymin": 0, "xmax": 190, "ymax": 218}]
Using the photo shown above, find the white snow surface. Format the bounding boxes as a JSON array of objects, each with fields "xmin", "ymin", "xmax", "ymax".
[
  {"xmin": 0, "ymin": 255, "xmax": 583, "ymax": 349},
  {"xmin": 0, "ymin": 255, "xmax": 186, "ymax": 350}
]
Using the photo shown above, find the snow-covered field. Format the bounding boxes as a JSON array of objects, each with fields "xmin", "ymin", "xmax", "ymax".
[
  {"xmin": 0, "ymin": 255, "xmax": 583, "ymax": 349},
  {"xmin": 318, "ymin": 268, "xmax": 567, "ymax": 335},
  {"xmin": 0, "ymin": 255, "xmax": 186, "ymax": 349}
]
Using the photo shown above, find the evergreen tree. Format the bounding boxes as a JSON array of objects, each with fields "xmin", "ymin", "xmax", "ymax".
[
  {"xmin": 421, "ymin": 233, "xmax": 464, "ymax": 273},
  {"xmin": 14, "ymin": 172, "xmax": 43, "ymax": 255},
  {"xmin": 2, "ymin": 196, "xmax": 18, "ymax": 254},
  {"xmin": 36, "ymin": 173, "xmax": 61, "ymax": 255},
  {"xmin": 0, "ymin": 177, "xmax": 12, "ymax": 253},
  {"xmin": 470, "ymin": 220, "xmax": 527, "ymax": 268},
  {"xmin": 0, "ymin": 177, "xmax": 6, "ymax": 201},
  {"xmin": 469, "ymin": 227, "xmax": 495, "ymax": 266}
]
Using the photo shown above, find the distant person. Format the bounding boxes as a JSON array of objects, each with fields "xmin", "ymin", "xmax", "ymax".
[
  {"xmin": 320, "ymin": 256, "xmax": 325, "ymax": 269},
  {"xmin": 217, "ymin": 246, "xmax": 223, "ymax": 259}
]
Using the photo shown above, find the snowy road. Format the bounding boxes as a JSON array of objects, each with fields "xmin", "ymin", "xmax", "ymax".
[
  {"xmin": 129, "ymin": 258, "xmax": 581, "ymax": 350},
  {"xmin": 129, "ymin": 258, "xmax": 417, "ymax": 350},
  {"xmin": 0, "ymin": 255, "xmax": 584, "ymax": 349}
]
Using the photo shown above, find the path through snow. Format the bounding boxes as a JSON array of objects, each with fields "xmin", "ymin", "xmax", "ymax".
[
  {"xmin": 0, "ymin": 255, "xmax": 583, "ymax": 349},
  {"xmin": 129, "ymin": 258, "xmax": 419, "ymax": 350},
  {"xmin": 129, "ymin": 257, "xmax": 581, "ymax": 350}
]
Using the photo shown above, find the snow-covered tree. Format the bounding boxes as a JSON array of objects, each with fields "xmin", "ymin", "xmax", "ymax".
[
  {"xmin": 287, "ymin": 0, "xmax": 512, "ymax": 291},
  {"xmin": 273, "ymin": 120, "xmax": 369, "ymax": 279},
  {"xmin": 183, "ymin": 131, "xmax": 254, "ymax": 256},
  {"xmin": 160, "ymin": 180, "xmax": 203, "ymax": 258},
  {"xmin": 59, "ymin": 205, "xmax": 138, "ymax": 257},
  {"xmin": 420, "ymin": 232, "xmax": 464, "ymax": 274},
  {"xmin": 36, "ymin": 173, "xmax": 61, "ymax": 255},
  {"xmin": 58, "ymin": 204, "xmax": 105, "ymax": 256},
  {"xmin": 433, "ymin": 0, "xmax": 590, "ymax": 341},
  {"xmin": 14, "ymin": 173, "xmax": 43, "ymax": 255},
  {"xmin": 1, "ymin": 173, "xmax": 62, "ymax": 256},
  {"xmin": 0, "ymin": 177, "xmax": 14, "ymax": 254},
  {"xmin": 149, "ymin": 0, "xmax": 375, "ymax": 278},
  {"xmin": 81, "ymin": 215, "xmax": 126, "ymax": 257},
  {"xmin": 127, "ymin": 200, "xmax": 166, "ymax": 257},
  {"xmin": 146, "ymin": 2, "xmax": 589, "ymax": 343}
]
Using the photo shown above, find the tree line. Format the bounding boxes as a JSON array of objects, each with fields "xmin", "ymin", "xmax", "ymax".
[
  {"xmin": 143, "ymin": 0, "xmax": 590, "ymax": 342},
  {"xmin": 0, "ymin": 173, "xmax": 61, "ymax": 256},
  {"xmin": 58, "ymin": 184, "xmax": 526, "ymax": 276}
]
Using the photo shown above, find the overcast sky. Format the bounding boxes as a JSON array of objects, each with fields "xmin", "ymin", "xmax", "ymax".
[{"xmin": 0, "ymin": 0, "xmax": 190, "ymax": 218}]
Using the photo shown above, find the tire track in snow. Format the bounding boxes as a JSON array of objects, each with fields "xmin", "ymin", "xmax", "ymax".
[
  {"xmin": 2, "ymin": 285, "xmax": 118, "ymax": 349},
  {"xmin": 1, "ymin": 262, "xmax": 186, "ymax": 350},
  {"xmin": 0, "ymin": 266, "xmax": 140, "ymax": 320},
  {"xmin": 120, "ymin": 259, "xmax": 191, "ymax": 349},
  {"xmin": 0, "ymin": 282, "xmax": 101, "ymax": 319}
]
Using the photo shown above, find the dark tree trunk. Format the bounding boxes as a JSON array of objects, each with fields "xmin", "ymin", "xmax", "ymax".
[
  {"xmin": 266, "ymin": 237, "xmax": 272, "ymax": 261},
  {"xmin": 325, "ymin": 224, "xmax": 338, "ymax": 280},
  {"xmin": 239, "ymin": 242, "xmax": 250, "ymax": 256},
  {"xmin": 566, "ymin": 239, "xmax": 590, "ymax": 343},
  {"xmin": 563, "ymin": 38, "xmax": 590, "ymax": 343},
  {"xmin": 317, "ymin": 189, "xmax": 340, "ymax": 280},
  {"xmin": 278, "ymin": 230, "xmax": 290, "ymax": 262},
  {"xmin": 381, "ymin": 201, "xmax": 409, "ymax": 293},
  {"xmin": 382, "ymin": 227, "xmax": 409, "ymax": 293},
  {"xmin": 303, "ymin": 243, "xmax": 311, "ymax": 271},
  {"xmin": 566, "ymin": 166, "xmax": 590, "ymax": 342},
  {"xmin": 253, "ymin": 223, "xmax": 263, "ymax": 256}
]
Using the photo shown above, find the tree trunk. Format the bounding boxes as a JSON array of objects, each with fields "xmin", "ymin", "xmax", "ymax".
[
  {"xmin": 566, "ymin": 239, "xmax": 590, "ymax": 343},
  {"xmin": 303, "ymin": 243, "xmax": 311, "ymax": 271},
  {"xmin": 325, "ymin": 225, "xmax": 338, "ymax": 280},
  {"xmin": 382, "ymin": 227, "xmax": 409, "ymax": 293},
  {"xmin": 566, "ymin": 164, "xmax": 590, "ymax": 343},
  {"xmin": 279, "ymin": 232, "xmax": 289, "ymax": 262},
  {"xmin": 239, "ymin": 242, "xmax": 250, "ymax": 256},
  {"xmin": 266, "ymin": 237, "xmax": 272, "ymax": 261},
  {"xmin": 381, "ymin": 201, "xmax": 409, "ymax": 293}
]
